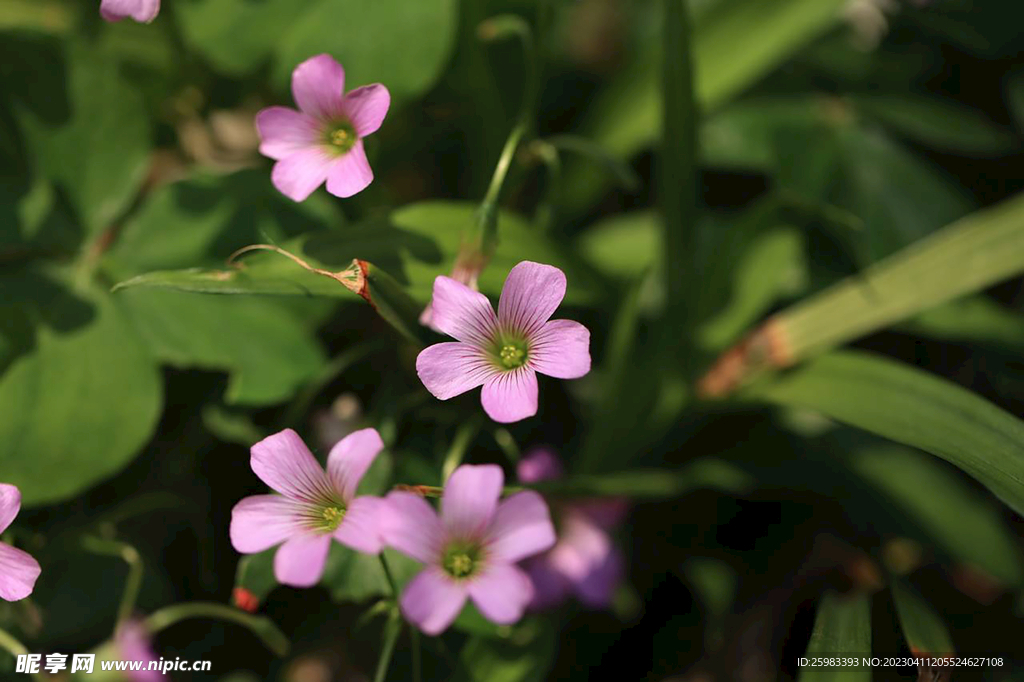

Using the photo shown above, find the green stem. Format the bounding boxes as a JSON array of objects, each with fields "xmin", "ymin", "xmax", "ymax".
[
  {"xmin": 372, "ymin": 612, "xmax": 402, "ymax": 682},
  {"xmin": 441, "ymin": 415, "xmax": 482, "ymax": 483},
  {"xmin": 80, "ymin": 536, "xmax": 144, "ymax": 629},
  {"xmin": 411, "ymin": 627, "xmax": 422, "ymax": 682},
  {"xmin": 378, "ymin": 553, "xmax": 399, "ymax": 600},
  {"xmin": 143, "ymin": 601, "xmax": 289, "ymax": 657},
  {"xmin": 457, "ymin": 11, "xmax": 544, "ymax": 268},
  {"xmin": 0, "ymin": 627, "xmax": 44, "ymax": 681}
]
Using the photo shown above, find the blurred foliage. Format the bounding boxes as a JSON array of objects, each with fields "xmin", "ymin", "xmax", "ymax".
[{"xmin": 1, "ymin": 0, "xmax": 1024, "ymax": 680}]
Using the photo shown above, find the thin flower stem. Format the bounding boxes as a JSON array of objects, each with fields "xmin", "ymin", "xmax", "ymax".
[
  {"xmin": 143, "ymin": 601, "xmax": 289, "ymax": 657},
  {"xmin": 492, "ymin": 427, "xmax": 521, "ymax": 464},
  {"xmin": 0, "ymin": 627, "xmax": 43, "ymax": 681},
  {"xmin": 372, "ymin": 611, "xmax": 402, "ymax": 682},
  {"xmin": 378, "ymin": 553, "xmax": 400, "ymax": 600},
  {"xmin": 441, "ymin": 415, "xmax": 482, "ymax": 483},
  {"xmin": 411, "ymin": 627, "xmax": 422, "ymax": 682},
  {"xmin": 458, "ymin": 8, "xmax": 545, "ymax": 268},
  {"xmin": 80, "ymin": 536, "xmax": 144, "ymax": 630}
]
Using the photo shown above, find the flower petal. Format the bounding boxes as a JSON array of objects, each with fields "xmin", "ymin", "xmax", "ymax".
[
  {"xmin": 100, "ymin": 0, "xmax": 159, "ymax": 23},
  {"xmin": 467, "ymin": 563, "xmax": 533, "ymax": 625},
  {"xmin": 115, "ymin": 621, "xmax": 160, "ymax": 679},
  {"xmin": 416, "ymin": 342, "xmax": 498, "ymax": 400},
  {"xmin": 325, "ymin": 141, "xmax": 373, "ymax": 198},
  {"xmin": 486, "ymin": 491, "xmax": 556, "ymax": 563},
  {"xmin": 523, "ymin": 555, "xmax": 571, "ymax": 610},
  {"xmin": 291, "ymin": 54, "xmax": 346, "ymax": 119},
  {"xmin": 547, "ymin": 511, "xmax": 613, "ymax": 582},
  {"xmin": 250, "ymin": 429, "xmax": 331, "ymax": 501},
  {"xmin": 0, "ymin": 542, "xmax": 40, "ymax": 601},
  {"xmin": 326, "ymin": 428, "xmax": 384, "ymax": 502},
  {"xmin": 574, "ymin": 547, "xmax": 624, "ymax": 608},
  {"xmin": 229, "ymin": 495, "xmax": 300, "ymax": 553},
  {"xmin": 342, "ymin": 84, "xmax": 391, "ymax": 137},
  {"xmin": 274, "ymin": 533, "xmax": 331, "ymax": 587},
  {"xmin": 400, "ymin": 567, "xmax": 468, "ymax": 635},
  {"xmin": 271, "ymin": 149, "xmax": 333, "ymax": 202},
  {"xmin": 497, "ymin": 261, "xmax": 566, "ymax": 335},
  {"xmin": 480, "ymin": 368, "xmax": 539, "ymax": 423},
  {"xmin": 255, "ymin": 106, "xmax": 321, "ymax": 160},
  {"xmin": 442, "ymin": 464, "xmax": 503, "ymax": 538},
  {"xmin": 0, "ymin": 484, "xmax": 21, "ymax": 535},
  {"xmin": 516, "ymin": 448, "xmax": 563, "ymax": 484},
  {"xmin": 429, "ymin": 276, "xmax": 498, "ymax": 346},
  {"xmin": 381, "ymin": 492, "xmax": 445, "ymax": 563},
  {"xmin": 333, "ymin": 495, "xmax": 385, "ymax": 554},
  {"xmin": 529, "ymin": 319, "xmax": 591, "ymax": 379}
]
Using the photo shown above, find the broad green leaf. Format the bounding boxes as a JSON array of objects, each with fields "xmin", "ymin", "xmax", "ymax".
[
  {"xmin": 103, "ymin": 170, "xmax": 339, "ymax": 279},
  {"xmin": 0, "ymin": 272, "xmax": 161, "ymax": 506},
  {"xmin": 104, "ymin": 171, "xmax": 332, "ymax": 405},
  {"xmin": 175, "ymin": 0, "xmax": 302, "ymax": 74},
  {"xmin": 699, "ymin": 192, "xmax": 1024, "ymax": 395},
  {"xmin": 454, "ymin": 618, "xmax": 557, "ymax": 682},
  {"xmin": 850, "ymin": 94, "xmax": 1014, "ymax": 155},
  {"xmin": 834, "ymin": 437, "xmax": 1022, "ymax": 587},
  {"xmin": 891, "ymin": 581, "xmax": 955, "ymax": 657},
  {"xmin": 703, "ymin": 97, "xmax": 972, "ymax": 262},
  {"xmin": 114, "ymin": 289, "xmax": 325, "ymax": 406},
  {"xmin": 17, "ymin": 45, "xmax": 150, "ymax": 238},
  {"xmin": 114, "ymin": 201, "xmax": 600, "ymax": 304},
  {"xmin": 233, "ymin": 548, "xmax": 277, "ymax": 606},
  {"xmin": 745, "ymin": 350, "xmax": 1024, "ymax": 517},
  {"xmin": 563, "ymin": 0, "xmax": 849, "ymax": 213},
  {"xmin": 578, "ymin": 202, "xmax": 807, "ymax": 352},
  {"xmin": 799, "ymin": 592, "xmax": 871, "ymax": 682},
  {"xmin": 273, "ymin": 0, "xmax": 457, "ymax": 103}
]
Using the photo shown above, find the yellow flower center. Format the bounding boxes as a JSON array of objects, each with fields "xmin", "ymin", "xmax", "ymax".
[
  {"xmin": 498, "ymin": 342, "xmax": 527, "ymax": 369},
  {"xmin": 321, "ymin": 506, "xmax": 345, "ymax": 531},
  {"xmin": 442, "ymin": 543, "xmax": 482, "ymax": 579},
  {"xmin": 325, "ymin": 121, "xmax": 357, "ymax": 154}
]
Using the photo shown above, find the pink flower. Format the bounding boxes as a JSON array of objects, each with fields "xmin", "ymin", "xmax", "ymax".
[
  {"xmin": 256, "ymin": 54, "xmax": 390, "ymax": 202},
  {"xmin": 415, "ymin": 261, "xmax": 591, "ymax": 423},
  {"xmin": 100, "ymin": 0, "xmax": 160, "ymax": 23},
  {"xmin": 114, "ymin": 620, "xmax": 161, "ymax": 682},
  {"xmin": 230, "ymin": 428, "xmax": 386, "ymax": 587},
  {"xmin": 517, "ymin": 448, "xmax": 627, "ymax": 610},
  {"xmin": 0, "ymin": 484, "xmax": 41, "ymax": 602},
  {"xmin": 380, "ymin": 464, "xmax": 556, "ymax": 635}
]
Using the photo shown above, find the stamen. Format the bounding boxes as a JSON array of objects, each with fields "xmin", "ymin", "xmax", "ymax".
[
  {"xmin": 442, "ymin": 543, "xmax": 482, "ymax": 579},
  {"xmin": 320, "ymin": 506, "xmax": 345, "ymax": 531},
  {"xmin": 499, "ymin": 343, "xmax": 527, "ymax": 369}
]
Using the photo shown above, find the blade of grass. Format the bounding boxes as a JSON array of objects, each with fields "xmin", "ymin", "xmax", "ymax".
[{"xmin": 699, "ymin": 192, "xmax": 1024, "ymax": 396}]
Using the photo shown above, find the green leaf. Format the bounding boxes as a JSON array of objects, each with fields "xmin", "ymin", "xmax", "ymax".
[
  {"xmin": 661, "ymin": 0, "xmax": 699, "ymax": 323},
  {"xmin": 273, "ymin": 0, "xmax": 457, "ymax": 103},
  {"xmin": 233, "ymin": 548, "xmax": 277, "ymax": 606},
  {"xmin": 891, "ymin": 581, "xmax": 955, "ymax": 657},
  {"xmin": 900, "ymin": 296, "xmax": 1024, "ymax": 353},
  {"xmin": 0, "ymin": 271, "xmax": 162, "ymax": 506},
  {"xmin": 703, "ymin": 97, "xmax": 973, "ymax": 262},
  {"xmin": 175, "ymin": 0, "xmax": 302, "ymax": 75},
  {"xmin": 799, "ymin": 592, "xmax": 871, "ymax": 682},
  {"xmin": 17, "ymin": 45, "xmax": 150, "ymax": 238},
  {"xmin": 114, "ymin": 289, "xmax": 325, "ymax": 406},
  {"xmin": 114, "ymin": 201, "xmax": 600, "ymax": 304},
  {"xmin": 104, "ymin": 171, "xmax": 332, "ymax": 405},
  {"xmin": 700, "ymin": 191, "xmax": 1024, "ymax": 395},
  {"xmin": 529, "ymin": 460, "xmax": 754, "ymax": 498},
  {"xmin": 745, "ymin": 350, "xmax": 1024, "ymax": 517},
  {"xmin": 850, "ymin": 94, "xmax": 1015, "ymax": 155},
  {"xmin": 826, "ymin": 435, "xmax": 1023, "ymax": 586},
  {"xmin": 563, "ymin": 0, "xmax": 849, "ymax": 214},
  {"xmin": 454, "ymin": 618, "xmax": 557, "ymax": 682}
]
